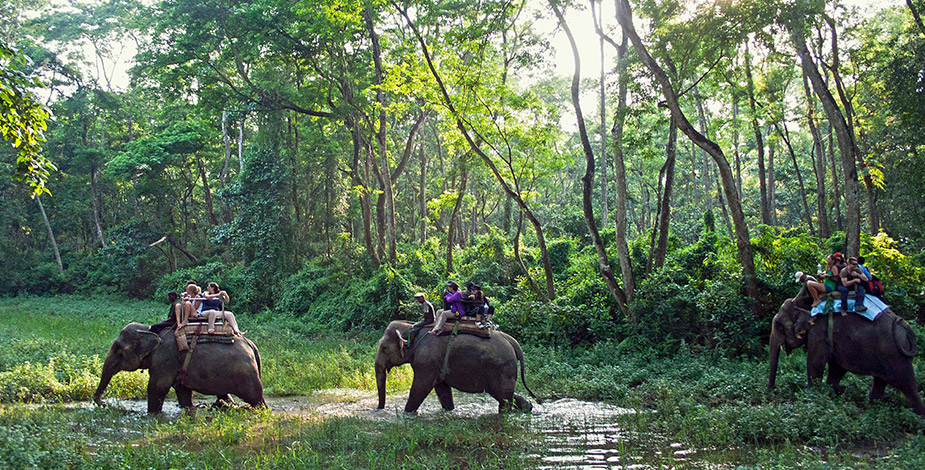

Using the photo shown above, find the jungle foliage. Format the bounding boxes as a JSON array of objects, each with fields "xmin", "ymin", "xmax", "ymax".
[{"xmin": 2, "ymin": 0, "xmax": 925, "ymax": 357}]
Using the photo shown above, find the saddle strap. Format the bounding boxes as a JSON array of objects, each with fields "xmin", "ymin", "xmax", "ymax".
[
  {"xmin": 439, "ymin": 333, "xmax": 457, "ymax": 381},
  {"xmin": 178, "ymin": 334, "xmax": 200, "ymax": 387},
  {"xmin": 827, "ymin": 311, "xmax": 834, "ymax": 354}
]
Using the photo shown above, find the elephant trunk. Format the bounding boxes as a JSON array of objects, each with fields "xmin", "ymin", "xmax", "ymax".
[
  {"xmin": 94, "ymin": 355, "xmax": 119, "ymax": 404},
  {"xmin": 768, "ymin": 330, "xmax": 785, "ymax": 390},
  {"xmin": 375, "ymin": 362, "xmax": 387, "ymax": 409}
]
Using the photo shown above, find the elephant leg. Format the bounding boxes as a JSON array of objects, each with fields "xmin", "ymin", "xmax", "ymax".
[
  {"xmin": 825, "ymin": 362, "xmax": 848, "ymax": 395},
  {"xmin": 487, "ymin": 385, "xmax": 515, "ymax": 413},
  {"xmin": 805, "ymin": 346, "xmax": 827, "ymax": 387},
  {"xmin": 869, "ymin": 377, "xmax": 887, "ymax": 403},
  {"xmin": 175, "ymin": 385, "xmax": 194, "ymax": 409},
  {"xmin": 146, "ymin": 379, "xmax": 173, "ymax": 413},
  {"xmin": 887, "ymin": 367, "xmax": 925, "ymax": 416},
  {"xmin": 434, "ymin": 382, "xmax": 455, "ymax": 411},
  {"xmin": 404, "ymin": 375, "xmax": 436, "ymax": 413}
]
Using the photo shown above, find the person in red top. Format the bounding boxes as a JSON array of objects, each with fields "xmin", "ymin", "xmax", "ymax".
[{"xmin": 430, "ymin": 281, "xmax": 464, "ymax": 335}]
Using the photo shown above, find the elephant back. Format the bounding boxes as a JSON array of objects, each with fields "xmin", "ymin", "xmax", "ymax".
[{"xmin": 890, "ymin": 311, "xmax": 918, "ymax": 358}]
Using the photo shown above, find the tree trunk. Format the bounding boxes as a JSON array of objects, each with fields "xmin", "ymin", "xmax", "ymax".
[
  {"xmin": 597, "ymin": 3, "xmax": 609, "ymax": 229},
  {"xmin": 364, "ymin": 7, "xmax": 397, "ymax": 265},
  {"xmin": 616, "ymin": 0, "xmax": 760, "ymax": 310},
  {"xmin": 221, "ymin": 110, "xmax": 231, "ymax": 186},
  {"xmin": 419, "ymin": 144, "xmax": 427, "ymax": 243},
  {"xmin": 649, "ymin": 114, "xmax": 677, "ymax": 273},
  {"xmin": 803, "ymin": 70, "xmax": 829, "ymax": 237},
  {"xmin": 732, "ymin": 99, "xmax": 742, "ymax": 197},
  {"xmin": 36, "ymin": 195, "xmax": 63, "ymax": 274},
  {"xmin": 864, "ymin": 172, "xmax": 880, "ymax": 235},
  {"xmin": 610, "ymin": 32, "xmax": 635, "ymax": 307},
  {"xmin": 908, "ymin": 0, "xmax": 925, "ymax": 35},
  {"xmin": 695, "ymin": 85, "xmax": 712, "ymax": 211},
  {"xmin": 446, "ymin": 164, "xmax": 468, "ymax": 273},
  {"xmin": 350, "ymin": 121, "xmax": 380, "ymax": 268},
  {"xmin": 768, "ymin": 135, "xmax": 777, "ymax": 225},
  {"xmin": 196, "ymin": 153, "xmax": 219, "ymax": 226},
  {"xmin": 715, "ymin": 173, "xmax": 733, "ymax": 236},
  {"xmin": 776, "ymin": 122, "xmax": 815, "ymax": 235},
  {"xmin": 790, "ymin": 24, "xmax": 861, "ymax": 256},
  {"xmin": 745, "ymin": 41, "xmax": 770, "ymax": 225},
  {"xmin": 552, "ymin": 0, "xmax": 630, "ymax": 315},
  {"xmin": 827, "ymin": 124, "xmax": 843, "ymax": 231},
  {"xmin": 514, "ymin": 212, "xmax": 548, "ymax": 301},
  {"xmin": 238, "ymin": 116, "xmax": 245, "ymax": 174},
  {"xmin": 90, "ymin": 166, "xmax": 106, "ymax": 248}
]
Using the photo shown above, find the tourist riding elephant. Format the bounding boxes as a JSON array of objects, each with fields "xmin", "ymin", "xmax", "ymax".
[
  {"xmin": 768, "ymin": 287, "xmax": 924, "ymax": 415},
  {"xmin": 94, "ymin": 322, "xmax": 266, "ymax": 413},
  {"xmin": 375, "ymin": 321, "xmax": 538, "ymax": 413}
]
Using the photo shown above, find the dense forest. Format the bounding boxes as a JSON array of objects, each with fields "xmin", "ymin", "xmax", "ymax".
[{"xmin": 2, "ymin": 0, "xmax": 925, "ymax": 354}]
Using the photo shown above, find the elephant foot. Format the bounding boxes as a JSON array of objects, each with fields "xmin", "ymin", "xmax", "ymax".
[
  {"xmin": 514, "ymin": 394, "xmax": 533, "ymax": 412},
  {"xmin": 212, "ymin": 397, "xmax": 236, "ymax": 409},
  {"xmin": 831, "ymin": 384, "xmax": 847, "ymax": 396}
]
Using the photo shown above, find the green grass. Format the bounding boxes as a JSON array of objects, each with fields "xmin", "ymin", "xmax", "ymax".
[
  {"xmin": 0, "ymin": 295, "xmax": 414, "ymax": 402},
  {"xmin": 2, "ymin": 295, "xmax": 925, "ymax": 468}
]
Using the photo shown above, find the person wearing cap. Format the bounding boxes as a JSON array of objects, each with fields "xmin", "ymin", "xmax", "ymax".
[
  {"xmin": 150, "ymin": 290, "xmax": 184, "ymax": 334},
  {"xmin": 412, "ymin": 292, "xmax": 435, "ymax": 328},
  {"xmin": 795, "ymin": 271, "xmax": 826, "ymax": 307},
  {"xmin": 430, "ymin": 281, "xmax": 465, "ymax": 335}
]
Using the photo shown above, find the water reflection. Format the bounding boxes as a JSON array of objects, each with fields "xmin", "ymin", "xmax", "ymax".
[{"xmin": 94, "ymin": 392, "xmax": 712, "ymax": 468}]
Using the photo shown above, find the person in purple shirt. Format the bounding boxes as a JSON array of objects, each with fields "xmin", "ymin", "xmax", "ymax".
[{"xmin": 430, "ymin": 281, "xmax": 465, "ymax": 335}]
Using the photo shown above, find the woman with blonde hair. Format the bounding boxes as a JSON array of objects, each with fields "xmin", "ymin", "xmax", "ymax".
[{"xmin": 199, "ymin": 282, "xmax": 244, "ymax": 335}]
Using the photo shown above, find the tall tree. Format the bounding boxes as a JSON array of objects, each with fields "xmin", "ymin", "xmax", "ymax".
[
  {"xmin": 787, "ymin": 2, "xmax": 861, "ymax": 256},
  {"xmin": 743, "ymin": 40, "xmax": 770, "ymax": 225},
  {"xmin": 616, "ymin": 0, "xmax": 760, "ymax": 309},
  {"xmin": 802, "ymin": 70, "xmax": 829, "ymax": 237},
  {"xmin": 552, "ymin": 0, "xmax": 631, "ymax": 316}
]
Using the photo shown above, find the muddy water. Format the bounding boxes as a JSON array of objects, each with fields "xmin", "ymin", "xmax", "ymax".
[{"xmin": 96, "ymin": 391, "xmax": 719, "ymax": 468}]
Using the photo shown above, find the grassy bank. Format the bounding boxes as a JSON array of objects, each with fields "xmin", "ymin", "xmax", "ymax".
[
  {"xmin": 2, "ymin": 295, "xmax": 925, "ymax": 468},
  {"xmin": 0, "ymin": 296, "xmax": 414, "ymax": 402}
]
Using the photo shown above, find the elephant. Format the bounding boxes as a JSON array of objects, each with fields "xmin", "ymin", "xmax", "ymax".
[
  {"xmin": 375, "ymin": 321, "xmax": 538, "ymax": 413},
  {"xmin": 94, "ymin": 322, "xmax": 266, "ymax": 413},
  {"xmin": 768, "ymin": 286, "xmax": 925, "ymax": 415}
]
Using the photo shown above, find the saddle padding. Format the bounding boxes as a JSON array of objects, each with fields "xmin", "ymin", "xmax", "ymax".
[
  {"xmin": 440, "ymin": 317, "xmax": 492, "ymax": 338},
  {"xmin": 177, "ymin": 322, "xmax": 235, "ymax": 337}
]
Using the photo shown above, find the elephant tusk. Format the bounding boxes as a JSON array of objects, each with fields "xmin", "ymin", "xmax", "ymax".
[{"xmin": 394, "ymin": 330, "xmax": 407, "ymax": 353}]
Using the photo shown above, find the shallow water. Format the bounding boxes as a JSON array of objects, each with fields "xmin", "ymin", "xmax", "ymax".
[{"xmin": 95, "ymin": 391, "xmax": 728, "ymax": 468}]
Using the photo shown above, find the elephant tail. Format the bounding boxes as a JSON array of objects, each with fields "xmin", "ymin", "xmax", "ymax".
[
  {"xmin": 518, "ymin": 355, "xmax": 540, "ymax": 403},
  {"xmin": 505, "ymin": 334, "xmax": 541, "ymax": 403},
  {"xmin": 243, "ymin": 337, "xmax": 262, "ymax": 376},
  {"xmin": 892, "ymin": 313, "xmax": 918, "ymax": 358}
]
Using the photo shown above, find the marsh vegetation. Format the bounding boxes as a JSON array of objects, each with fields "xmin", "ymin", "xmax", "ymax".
[{"xmin": 2, "ymin": 297, "xmax": 924, "ymax": 469}]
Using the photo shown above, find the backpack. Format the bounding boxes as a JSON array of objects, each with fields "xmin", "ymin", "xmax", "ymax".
[{"xmin": 868, "ymin": 274, "xmax": 884, "ymax": 298}]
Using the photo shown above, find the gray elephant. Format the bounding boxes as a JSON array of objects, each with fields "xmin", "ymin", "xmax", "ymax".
[
  {"xmin": 768, "ymin": 287, "xmax": 924, "ymax": 415},
  {"xmin": 375, "ymin": 321, "xmax": 537, "ymax": 413},
  {"xmin": 94, "ymin": 322, "xmax": 266, "ymax": 413}
]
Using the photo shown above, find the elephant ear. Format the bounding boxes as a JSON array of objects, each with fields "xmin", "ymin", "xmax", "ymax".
[
  {"xmin": 892, "ymin": 314, "xmax": 918, "ymax": 358},
  {"xmin": 135, "ymin": 329, "xmax": 163, "ymax": 358}
]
